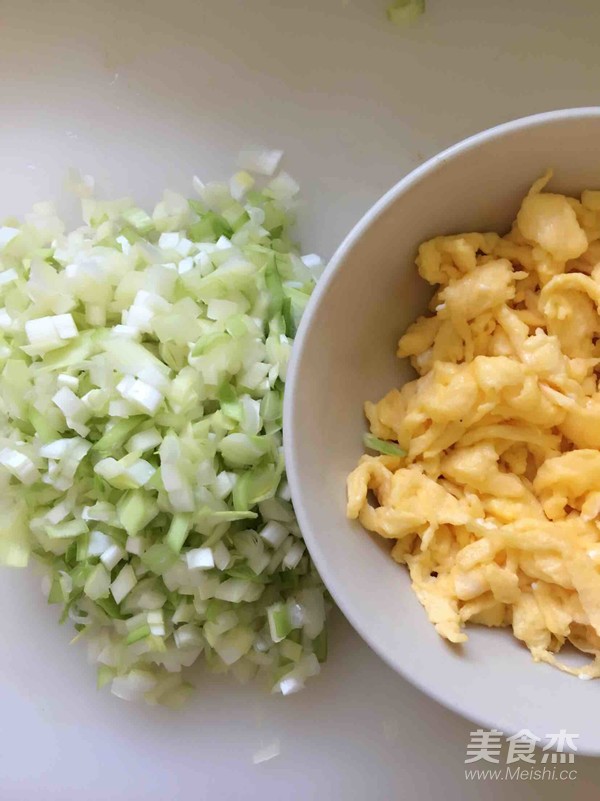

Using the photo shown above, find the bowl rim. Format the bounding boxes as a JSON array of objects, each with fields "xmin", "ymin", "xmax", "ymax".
[{"xmin": 284, "ymin": 106, "xmax": 600, "ymax": 751}]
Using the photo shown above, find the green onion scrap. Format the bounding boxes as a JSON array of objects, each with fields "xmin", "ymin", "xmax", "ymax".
[
  {"xmin": 363, "ymin": 433, "xmax": 407, "ymax": 457},
  {"xmin": 387, "ymin": 0, "xmax": 425, "ymax": 26}
]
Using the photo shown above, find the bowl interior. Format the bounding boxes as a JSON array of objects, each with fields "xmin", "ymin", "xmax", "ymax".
[{"xmin": 285, "ymin": 109, "xmax": 600, "ymax": 753}]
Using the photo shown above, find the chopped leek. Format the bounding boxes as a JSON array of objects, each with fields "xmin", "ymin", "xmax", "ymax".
[
  {"xmin": 363, "ymin": 433, "xmax": 407, "ymax": 457},
  {"xmin": 0, "ymin": 157, "xmax": 328, "ymax": 706},
  {"xmin": 387, "ymin": 0, "xmax": 425, "ymax": 25}
]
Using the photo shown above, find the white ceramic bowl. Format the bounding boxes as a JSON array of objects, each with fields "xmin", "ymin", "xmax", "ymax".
[{"xmin": 285, "ymin": 107, "xmax": 600, "ymax": 755}]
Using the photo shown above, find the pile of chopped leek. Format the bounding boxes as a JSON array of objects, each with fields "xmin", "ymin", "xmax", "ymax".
[{"xmin": 0, "ymin": 151, "xmax": 328, "ymax": 706}]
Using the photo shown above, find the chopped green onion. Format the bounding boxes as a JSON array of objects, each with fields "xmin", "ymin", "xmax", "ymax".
[
  {"xmin": 363, "ymin": 433, "xmax": 407, "ymax": 457},
  {"xmin": 313, "ymin": 629, "xmax": 328, "ymax": 663},
  {"xmin": 126, "ymin": 624, "xmax": 151, "ymax": 645},
  {"xmin": 141, "ymin": 543, "xmax": 178, "ymax": 575},
  {"xmin": 94, "ymin": 417, "xmax": 144, "ymax": 455},
  {"xmin": 117, "ymin": 491, "xmax": 158, "ymax": 537},
  {"xmin": 166, "ymin": 513, "xmax": 192, "ymax": 554},
  {"xmin": 387, "ymin": 0, "xmax": 425, "ymax": 25},
  {"xmin": 97, "ymin": 665, "xmax": 115, "ymax": 689},
  {"xmin": 268, "ymin": 602, "xmax": 293, "ymax": 643},
  {"xmin": 121, "ymin": 207, "xmax": 154, "ymax": 234},
  {"xmin": 84, "ymin": 564, "xmax": 111, "ymax": 601},
  {"xmin": 46, "ymin": 520, "xmax": 88, "ymax": 540},
  {"xmin": 0, "ymin": 158, "xmax": 328, "ymax": 707}
]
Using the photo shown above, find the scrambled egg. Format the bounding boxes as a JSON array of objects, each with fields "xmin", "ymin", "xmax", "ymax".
[{"xmin": 347, "ymin": 172, "xmax": 600, "ymax": 678}]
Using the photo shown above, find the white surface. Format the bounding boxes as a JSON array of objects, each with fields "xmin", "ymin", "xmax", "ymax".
[
  {"xmin": 0, "ymin": 0, "xmax": 600, "ymax": 797},
  {"xmin": 286, "ymin": 107, "xmax": 600, "ymax": 756}
]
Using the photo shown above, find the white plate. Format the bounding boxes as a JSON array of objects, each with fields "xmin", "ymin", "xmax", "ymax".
[{"xmin": 286, "ymin": 107, "xmax": 600, "ymax": 756}]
